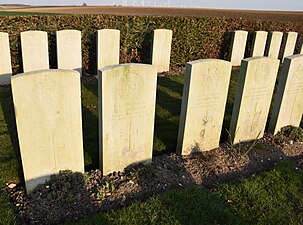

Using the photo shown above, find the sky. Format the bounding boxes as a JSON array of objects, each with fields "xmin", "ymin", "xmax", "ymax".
[{"xmin": 1, "ymin": 0, "xmax": 303, "ymax": 11}]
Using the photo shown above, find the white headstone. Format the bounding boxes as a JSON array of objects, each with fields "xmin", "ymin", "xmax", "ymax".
[
  {"xmin": 97, "ymin": 29, "xmax": 120, "ymax": 71},
  {"xmin": 56, "ymin": 30, "xmax": 82, "ymax": 76},
  {"xmin": 11, "ymin": 69, "xmax": 84, "ymax": 193},
  {"xmin": 151, "ymin": 29, "xmax": 172, "ymax": 72},
  {"xmin": 20, "ymin": 31, "xmax": 49, "ymax": 73},
  {"xmin": 177, "ymin": 59, "xmax": 232, "ymax": 155},
  {"xmin": 282, "ymin": 32, "xmax": 298, "ymax": 61},
  {"xmin": 251, "ymin": 31, "xmax": 268, "ymax": 57},
  {"xmin": 99, "ymin": 64, "xmax": 157, "ymax": 174},
  {"xmin": 230, "ymin": 57, "xmax": 280, "ymax": 144},
  {"xmin": 265, "ymin": 31, "xmax": 283, "ymax": 59},
  {"xmin": 269, "ymin": 54, "xmax": 303, "ymax": 134},
  {"xmin": 0, "ymin": 32, "xmax": 12, "ymax": 85},
  {"xmin": 230, "ymin": 30, "xmax": 248, "ymax": 66},
  {"xmin": 299, "ymin": 36, "xmax": 303, "ymax": 54}
]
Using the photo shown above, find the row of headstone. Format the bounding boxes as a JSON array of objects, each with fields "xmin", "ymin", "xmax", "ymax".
[
  {"xmin": 0, "ymin": 32, "xmax": 12, "ymax": 85},
  {"xmin": 230, "ymin": 30, "xmax": 302, "ymax": 66},
  {"xmin": 178, "ymin": 54, "xmax": 303, "ymax": 155},
  {"xmin": 11, "ymin": 64, "xmax": 158, "ymax": 193},
  {"xmin": 12, "ymin": 54, "xmax": 303, "ymax": 193},
  {"xmin": 0, "ymin": 29, "xmax": 173, "ymax": 85}
]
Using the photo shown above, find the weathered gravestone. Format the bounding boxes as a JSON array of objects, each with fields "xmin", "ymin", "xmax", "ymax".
[
  {"xmin": 99, "ymin": 64, "xmax": 157, "ymax": 174},
  {"xmin": 20, "ymin": 31, "xmax": 49, "ymax": 73},
  {"xmin": 56, "ymin": 30, "xmax": 82, "ymax": 76},
  {"xmin": 151, "ymin": 29, "xmax": 172, "ymax": 72},
  {"xmin": 230, "ymin": 57, "xmax": 279, "ymax": 144},
  {"xmin": 269, "ymin": 54, "xmax": 303, "ymax": 134},
  {"xmin": 265, "ymin": 31, "xmax": 283, "ymax": 59},
  {"xmin": 0, "ymin": 32, "xmax": 12, "ymax": 85},
  {"xmin": 97, "ymin": 29, "xmax": 120, "ymax": 71},
  {"xmin": 11, "ymin": 69, "xmax": 84, "ymax": 193},
  {"xmin": 251, "ymin": 31, "xmax": 268, "ymax": 57},
  {"xmin": 230, "ymin": 30, "xmax": 248, "ymax": 66},
  {"xmin": 177, "ymin": 59, "xmax": 232, "ymax": 155},
  {"xmin": 282, "ymin": 32, "xmax": 298, "ymax": 61}
]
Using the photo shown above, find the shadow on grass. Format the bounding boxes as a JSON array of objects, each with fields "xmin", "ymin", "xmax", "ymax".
[
  {"xmin": 0, "ymin": 89, "xmax": 23, "ymax": 181},
  {"xmin": 220, "ymin": 68, "xmax": 240, "ymax": 142},
  {"xmin": 82, "ymin": 104, "xmax": 99, "ymax": 170},
  {"xmin": 153, "ymin": 76, "xmax": 183, "ymax": 154}
]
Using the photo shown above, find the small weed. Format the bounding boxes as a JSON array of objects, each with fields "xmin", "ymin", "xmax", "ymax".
[
  {"xmin": 226, "ymin": 129, "xmax": 261, "ymax": 157},
  {"xmin": 280, "ymin": 125, "xmax": 303, "ymax": 141},
  {"xmin": 96, "ymin": 181, "xmax": 116, "ymax": 201},
  {"xmin": 254, "ymin": 142, "xmax": 266, "ymax": 150}
]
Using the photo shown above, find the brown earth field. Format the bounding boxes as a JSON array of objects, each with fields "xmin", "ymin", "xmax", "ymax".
[{"xmin": 2, "ymin": 6, "xmax": 303, "ymax": 22}]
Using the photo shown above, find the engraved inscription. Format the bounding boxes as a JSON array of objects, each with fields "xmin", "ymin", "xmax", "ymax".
[
  {"xmin": 254, "ymin": 63, "xmax": 270, "ymax": 82},
  {"xmin": 190, "ymin": 94, "xmax": 221, "ymax": 110},
  {"xmin": 119, "ymin": 120, "xmax": 139, "ymax": 152},
  {"xmin": 112, "ymin": 103, "xmax": 148, "ymax": 120},
  {"xmin": 32, "ymin": 79, "xmax": 64, "ymax": 108},
  {"xmin": 117, "ymin": 71, "xmax": 144, "ymax": 98},
  {"xmin": 201, "ymin": 66, "xmax": 219, "ymax": 88},
  {"xmin": 244, "ymin": 88, "xmax": 271, "ymax": 101},
  {"xmin": 250, "ymin": 103, "xmax": 262, "ymax": 131},
  {"xmin": 196, "ymin": 112, "xmax": 214, "ymax": 139}
]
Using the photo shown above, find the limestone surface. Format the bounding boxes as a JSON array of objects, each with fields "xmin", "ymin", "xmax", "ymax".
[
  {"xmin": 177, "ymin": 59, "xmax": 232, "ymax": 155},
  {"xmin": 269, "ymin": 54, "xmax": 303, "ymax": 134},
  {"xmin": 11, "ymin": 69, "xmax": 84, "ymax": 193},
  {"xmin": 0, "ymin": 32, "xmax": 12, "ymax": 85},
  {"xmin": 56, "ymin": 30, "xmax": 82, "ymax": 76},
  {"xmin": 20, "ymin": 31, "xmax": 49, "ymax": 73},
  {"xmin": 230, "ymin": 57, "xmax": 279, "ymax": 144},
  {"xmin": 230, "ymin": 30, "xmax": 248, "ymax": 66},
  {"xmin": 282, "ymin": 32, "xmax": 298, "ymax": 61},
  {"xmin": 151, "ymin": 29, "xmax": 172, "ymax": 72},
  {"xmin": 99, "ymin": 64, "xmax": 157, "ymax": 175},
  {"xmin": 97, "ymin": 29, "xmax": 120, "ymax": 71},
  {"xmin": 266, "ymin": 31, "xmax": 283, "ymax": 59},
  {"xmin": 251, "ymin": 31, "xmax": 268, "ymax": 57}
]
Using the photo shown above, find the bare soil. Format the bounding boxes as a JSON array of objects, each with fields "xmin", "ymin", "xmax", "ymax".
[
  {"xmin": 5, "ymin": 132, "xmax": 303, "ymax": 225},
  {"xmin": 2, "ymin": 6, "xmax": 303, "ymax": 22}
]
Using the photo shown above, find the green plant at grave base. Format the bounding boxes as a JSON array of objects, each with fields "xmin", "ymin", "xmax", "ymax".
[
  {"xmin": 96, "ymin": 181, "xmax": 116, "ymax": 201},
  {"xmin": 226, "ymin": 129, "xmax": 262, "ymax": 157},
  {"xmin": 254, "ymin": 142, "xmax": 266, "ymax": 150},
  {"xmin": 242, "ymin": 131, "xmax": 261, "ymax": 157},
  {"xmin": 279, "ymin": 125, "xmax": 303, "ymax": 141}
]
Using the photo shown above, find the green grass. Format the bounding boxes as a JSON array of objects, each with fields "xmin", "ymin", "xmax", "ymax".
[
  {"xmin": 64, "ymin": 160, "xmax": 303, "ymax": 225},
  {"xmin": 217, "ymin": 160, "xmax": 303, "ymax": 225},
  {"xmin": 65, "ymin": 187, "xmax": 246, "ymax": 225}
]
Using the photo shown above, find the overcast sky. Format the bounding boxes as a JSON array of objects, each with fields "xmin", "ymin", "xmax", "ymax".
[{"xmin": 1, "ymin": 0, "xmax": 303, "ymax": 11}]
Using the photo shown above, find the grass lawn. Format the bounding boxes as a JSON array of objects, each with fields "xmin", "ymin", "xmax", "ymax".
[{"xmin": 0, "ymin": 69, "xmax": 302, "ymax": 224}]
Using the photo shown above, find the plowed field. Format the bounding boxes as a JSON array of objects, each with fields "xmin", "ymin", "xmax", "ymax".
[{"xmin": 2, "ymin": 6, "xmax": 303, "ymax": 22}]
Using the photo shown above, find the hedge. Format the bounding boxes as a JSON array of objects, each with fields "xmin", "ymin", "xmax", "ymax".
[{"xmin": 0, "ymin": 14, "xmax": 302, "ymax": 75}]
